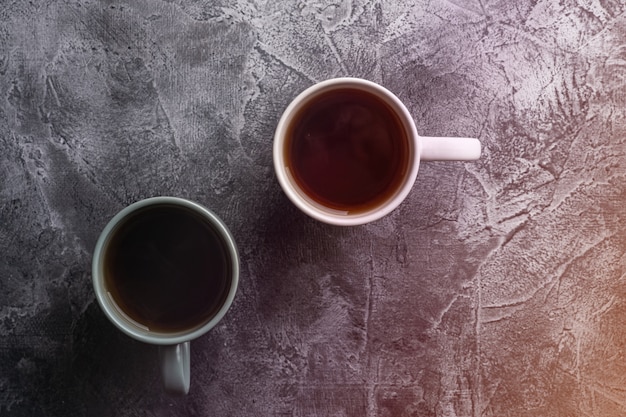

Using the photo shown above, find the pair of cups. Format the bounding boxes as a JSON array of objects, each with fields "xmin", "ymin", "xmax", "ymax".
[{"xmin": 92, "ymin": 78, "xmax": 481, "ymax": 394}]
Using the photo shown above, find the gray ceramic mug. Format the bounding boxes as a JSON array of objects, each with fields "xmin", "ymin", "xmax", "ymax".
[{"xmin": 91, "ymin": 197, "xmax": 239, "ymax": 395}]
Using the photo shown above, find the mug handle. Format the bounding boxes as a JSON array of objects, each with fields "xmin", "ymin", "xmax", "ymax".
[
  {"xmin": 159, "ymin": 342, "xmax": 191, "ymax": 395},
  {"xmin": 420, "ymin": 137, "xmax": 481, "ymax": 161}
]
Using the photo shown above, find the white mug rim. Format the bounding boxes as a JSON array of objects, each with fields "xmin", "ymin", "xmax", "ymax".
[
  {"xmin": 91, "ymin": 196, "xmax": 239, "ymax": 346},
  {"xmin": 273, "ymin": 77, "xmax": 421, "ymax": 226}
]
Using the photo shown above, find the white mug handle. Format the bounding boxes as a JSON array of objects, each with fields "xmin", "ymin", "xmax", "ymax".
[
  {"xmin": 420, "ymin": 136, "xmax": 481, "ymax": 161},
  {"xmin": 159, "ymin": 342, "xmax": 191, "ymax": 395}
]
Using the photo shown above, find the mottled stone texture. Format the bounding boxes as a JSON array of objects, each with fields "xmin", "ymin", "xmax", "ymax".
[{"xmin": 1, "ymin": 0, "xmax": 625, "ymax": 416}]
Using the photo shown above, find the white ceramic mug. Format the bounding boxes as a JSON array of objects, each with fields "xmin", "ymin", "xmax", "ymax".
[
  {"xmin": 273, "ymin": 77, "xmax": 481, "ymax": 226},
  {"xmin": 91, "ymin": 197, "xmax": 239, "ymax": 395}
]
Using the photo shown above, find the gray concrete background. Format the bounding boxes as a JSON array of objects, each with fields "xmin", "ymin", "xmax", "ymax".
[{"xmin": 1, "ymin": 0, "xmax": 625, "ymax": 416}]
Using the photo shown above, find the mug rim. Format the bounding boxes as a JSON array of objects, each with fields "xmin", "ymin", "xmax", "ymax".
[
  {"xmin": 273, "ymin": 77, "xmax": 421, "ymax": 226},
  {"xmin": 91, "ymin": 196, "xmax": 239, "ymax": 345}
]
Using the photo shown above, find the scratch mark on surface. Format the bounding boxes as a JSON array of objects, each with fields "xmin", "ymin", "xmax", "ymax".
[
  {"xmin": 483, "ymin": 298, "xmax": 528, "ymax": 310},
  {"xmin": 254, "ymin": 43, "xmax": 318, "ymax": 84},
  {"xmin": 364, "ymin": 240, "xmax": 377, "ymax": 416},
  {"xmin": 481, "ymin": 312, "xmax": 514, "ymax": 325},
  {"xmin": 155, "ymin": 98, "xmax": 179, "ymax": 149},
  {"xmin": 442, "ymin": 0, "xmax": 486, "ymax": 16},
  {"xmin": 322, "ymin": 31, "xmax": 348, "ymax": 75},
  {"xmin": 45, "ymin": 76, "xmax": 61, "ymax": 107},
  {"xmin": 475, "ymin": 245, "xmax": 484, "ymax": 417},
  {"xmin": 481, "ymin": 231, "xmax": 617, "ymax": 313},
  {"xmin": 543, "ymin": 232, "xmax": 616, "ymax": 303},
  {"xmin": 499, "ymin": 218, "xmax": 528, "ymax": 248},
  {"xmin": 591, "ymin": 295, "xmax": 616, "ymax": 318},
  {"xmin": 590, "ymin": 384, "xmax": 626, "ymax": 412},
  {"xmin": 432, "ymin": 294, "xmax": 461, "ymax": 329},
  {"xmin": 576, "ymin": 9, "xmax": 626, "ymax": 53},
  {"xmin": 575, "ymin": 332, "xmax": 582, "ymax": 384}
]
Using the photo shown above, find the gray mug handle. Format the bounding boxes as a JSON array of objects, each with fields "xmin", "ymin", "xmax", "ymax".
[{"xmin": 159, "ymin": 342, "xmax": 190, "ymax": 395}]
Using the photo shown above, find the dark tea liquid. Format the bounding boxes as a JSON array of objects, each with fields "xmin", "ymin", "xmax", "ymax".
[
  {"xmin": 104, "ymin": 205, "xmax": 231, "ymax": 333},
  {"xmin": 285, "ymin": 88, "xmax": 410, "ymax": 213}
]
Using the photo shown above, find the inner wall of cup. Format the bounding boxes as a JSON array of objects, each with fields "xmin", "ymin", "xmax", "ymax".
[
  {"xmin": 93, "ymin": 197, "xmax": 239, "ymax": 345},
  {"xmin": 277, "ymin": 79, "xmax": 420, "ymax": 224}
]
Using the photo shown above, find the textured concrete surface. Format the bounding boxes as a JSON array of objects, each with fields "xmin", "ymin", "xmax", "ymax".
[{"xmin": 1, "ymin": 0, "xmax": 625, "ymax": 416}]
